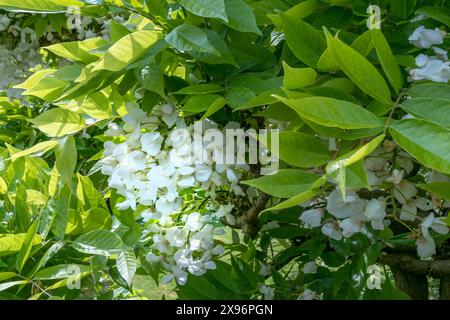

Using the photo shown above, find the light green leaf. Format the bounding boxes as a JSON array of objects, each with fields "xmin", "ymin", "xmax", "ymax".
[
  {"xmin": 280, "ymin": 14, "xmax": 326, "ymax": 68},
  {"xmin": 44, "ymin": 38, "xmax": 108, "ymax": 64},
  {"xmin": 92, "ymin": 30, "xmax": 160, "ymax": 72},
  {"xmin": 275, "ymin": 96, "xmax": 381, "ymax": 129},
  {"xmin": 0, "ymin": 272, "xmax": 17, "ymax": 282},
  {"xmin": 201, "ymin": 96, "xmax": 227, "ymax": 119},
  {"xmin": 0, "ymin": 280, "xmax": 29, "ymax": 292},
  {"xmin": 73, "ymin": 230, "xmax": 124, "ymax": 256},
  {"xmin": 34, "ymin": 264, "xmax": 91, "ymax": 280},
  {"xmin": 326, "ymin": 134, "xmax": 385, "ymax": 173},
  {"xmin": 15, "ymin": 219, "xmax": 40, "ymax": 272},
  {"xmin": 174, "ymin": 84, "xmax": 224, "ymax": 95},
  {"xmin": 135, "ymin": 63, "xmax": 165, "ymax": 97},
  {"xmin": 81, "ymin": 208, "xmax": 113, "ymax": 233},
  {"xmin": 370, "ymin": 29, "xmax": 403, "ymax": 93},
  {"xmin": 262, "ymin": 188, "xmax": 321, "ymax": 213},
  {"xmin": 55, "ymin": 136, "xmax": 77, "ymax": 182},
  {"xmin": 242, "ymin": 169, "xmax": 319, "ymax": 198},
  {"xmin": 282, "ymin": 62, "xmax": 317, "ymax": 90},
  {"xmin": 408, "ymin": 83, "xmax": 450, "ymax": 99},
  {"xmin": 400, "ymin": 98, "xmax": 450, "ymax": 128},
  {"xmin": 326, "ymin": 31, "xmax": 392, "ymax": 104},
  {"xmin": 0, "ymin": 233, "xmax": 42, "ymax": 257},
  {"xmin": 166, "ymin": 24, "xmax": 220, "ymax": 55},
  {"xmin": 390, "ymin": 119, "xmax": 450, "ymax": 174},
  {"xmin": 418, "ymin": 182, "xmax": 450, "ymax": 201},
  {"xmin": 179, "ymin": 0, "xmax": 228, "ymax": 22},
  {"xmin": 117, "ymin": 250, "xmax": 137, "ymax": 288},
  {"xmin": 276, "ymin": 132, "xmax": 330, "ymax": 168},
  {"xmin": 183, "ymin": 94, "xmax": 224, "ymax": 114},
  {"xmin": 224, "ymin": 0, "xmax": 261, "ymax": 35},
  {"xmin": 0, "ymin": 0, "xmax": 83, "ymax": 13},
  {"xmin": 9, "ymin": 140, "xmax": 59, "ymax": 161},
  {"xmin": 29, "ymin": 108, "xmax": 86, "ymax": 137}
]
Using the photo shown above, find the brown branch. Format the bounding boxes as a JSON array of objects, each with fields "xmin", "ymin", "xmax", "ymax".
[
  {"xmin": 237, "ymin": 192, "xmax": 271, "ymax": 238},
  {"xmin": 381, "ymin": 253, "xmax": 450, "ymax": 277}
]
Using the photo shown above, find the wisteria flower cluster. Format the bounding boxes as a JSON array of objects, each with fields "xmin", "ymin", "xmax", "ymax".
[
  {"xmin": 99, "ymin": 102, "xmax": 249, "ymax": 284},
  {"xmin": 408, "ymin": 23, "xmax": 449, "ymax": 83}
]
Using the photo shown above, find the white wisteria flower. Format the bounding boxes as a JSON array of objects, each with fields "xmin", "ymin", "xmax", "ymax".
[
  {"xmin": 409, "ymin": 26, "xmax": 446, "ymax": 48},
  {"xmin": 300, "ymin": 208, "xmax": 323, "ymax": 228},
  {"xmin": 416, "ymin": 213, "xmax": 449, "ymax": 258}
]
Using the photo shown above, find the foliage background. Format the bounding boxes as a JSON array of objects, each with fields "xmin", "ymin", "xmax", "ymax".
[{"xmin": 0, "ymin": 0, "xmax": 449, "ymax": 300}]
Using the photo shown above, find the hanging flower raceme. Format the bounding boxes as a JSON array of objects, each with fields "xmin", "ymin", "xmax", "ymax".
[{"xmin": 99, "ymin": 102, "xmax": 249, "ymax": 284}]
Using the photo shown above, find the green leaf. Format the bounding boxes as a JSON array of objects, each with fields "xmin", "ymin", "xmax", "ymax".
[
  {"xmin": 370, "ymin": 29, "xmax": 403, "ymax": 93},
  {"xmin": 174, "ymin": 84, "xmax": 224, "ymax": 95},
  {"xmin": 44, "ymin": 38, "xmax": 108, "ymax": 64},
  {"xmin": 418, "ymin": 182, "xmax": 450, "ymax": 201},
  {"xmin": 179, "ymin": 0, "xmax": 228, "ymax": 22},
  {"xmin": 400, "ymin": 98, "xmax": 450, "ymax": 128},
  {"xmin": 389, "ymin": 0, "xmax": 416, "ymax": 19},
  {"xmin": 9, "ymin": 140, "xmax": 59, "ymax": 161},
  {"xmin": 73, "ymin": 230, "xmax": 124, "ymax": 256},
  {"xmin": 0, "ymin": 233, "xmax": 41, "ymax": 257},
  {"xmin": 280, "ymin": 14, "xmax": 326, "ymax": 68},
  {"xmin": 55, "ymin": 136, "xmax": 77, "ymax": 182},
  {"xmin": 0, "ymin": 0, "xmax": 83, "ymax": 13},
  {"xmin": 183, "ymin": 94, "xmax": 224, "ymax": 114},
  {"xmin": 390, "ymin": 119, "xmax": 450, "ymax": 174},
  {"xmin": 282, "ymin": 62, "xmax": 317, "ymax": 90},
  {"xmin": 15, "ymin": 219, "xmax": 40, "ymax": 272},
  {"xmin": 109, "ymin": 19, "xmax": 130, "ymax": 42},
  {"xmin": 276, "ymin": 132, "xmax": 330, "ymax": 168},
  {"xmin": 224, "ymin": 0, "xmax": 261, "ymax": 35},
  {"xmin": 327, "ymin": 134, "xmax": 386, "ymax": 173},
  {"xmin": 346, "ymin": 160, "xmax": 370, "ymax": 190},
  {"xmin": 416, "ymin": 6, "xmax": 450, "ymax": 27},
  {"xmin": 201, "ymin": 96, "xmax": 227, "ymax": 119},
  {"xmin": 80, "ymin": 208, "xmax": 112, "ymax": 233},
  {"xmin": 117, "ymin": 250, "xmax": 137, "ymax": 288},
  {"xmin": 14, "ymin": 184, "xmax": 30, "ymax": 233},
  {"xmin": 54, "ymin": 183, "xmax": 71, "ymax": 239},
  {"xmin": 166, "ymin": 24, "xmax": 220, "ymax": 55},
  {"xmin": 0, "ymin": 280, "xmax": 28, "ymax": 292},
  {"xmin": 69, "ymin": 91, "xmax": 112, "ymax": 120},
  {"xmin": 29, "ymin": 108, "xmax": 86, "ymax": 137},
  {"xmin": 0, "ymin": 272, "xmax": 17, "ymax": 282},
  {"xmin": 262, "ymin": 188, "xmax": 321, "ymax": 213},
  {"xmin": 0, "ymin": 177, "xmax": 6, "ymax": 195},
  {"xmin": 227, "ymin": 87, "xmax": 255, "ymax": 109},
  {"xmin": 408, "ymin": 83, "xmax": 450, "ymax": 100},
  {"xmin": 276, "ymin": 96, "xmax": 381, "ymax": 129},
  {"xmin": 135, "ymin": 63, "xmax": 165, "ymax": 97},
  {"xmin": 76, "ymin": 174, "xmax": 108, "ymax": 210},
  {"xmin": 186, "ymin": 29, "xmax": 238, "ymax": 66},
  {"xmin": 33, "ymin": 264, "xmax": 91, "ymax": 280},
  {"xmin": 92, "ymin": 30, "xmax": 160, "ymax": 72},
  {"xmin": 326, "ymin": 31, "xmax": 392, "ymax": 104},
  {"xmin": 241, "ymin": 169, "xmax": 318, "ymax": 198}
]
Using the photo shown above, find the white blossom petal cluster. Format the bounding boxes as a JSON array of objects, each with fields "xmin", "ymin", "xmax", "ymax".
[
  {"xmin": 146, "ymin": 211, "xmax": 226, "ymax": 285},
  {"xmin": 99, "ymin": 102, "xmax": 249, "ymax": 284},
  {"xmin": 0, "ymin": 13, "xmax": 45, "ymax": 99},
  {"xmin": 298, "ymin": 140, "xmax": 450, "ymax": 258},
  {"xmin": 408, "ymin": 25, "xmax": 449, "ymax": 83}
]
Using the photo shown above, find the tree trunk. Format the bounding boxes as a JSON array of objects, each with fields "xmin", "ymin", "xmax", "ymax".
[
  {"xmin": 440, "ymin": 277, "xmax": 450, "ymax": 300},
  {"xmin": 390, "ymin": 266, "xmax": 429, "ymax": 300}
]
